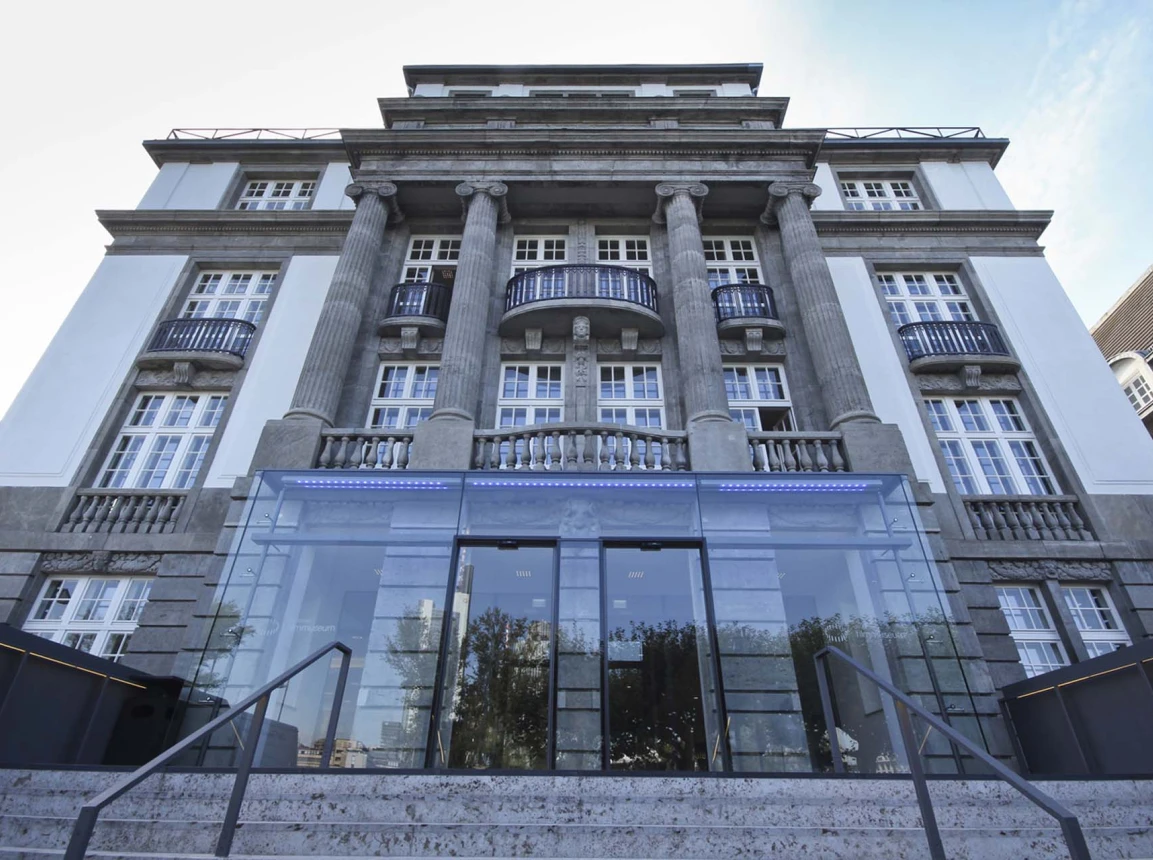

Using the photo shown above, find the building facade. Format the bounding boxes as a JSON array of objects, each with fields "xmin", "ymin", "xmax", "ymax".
[
  {"xmin": 2, "ymin": 63, "xmax": 1153, "ymax": 775},
  {"xmin": 1092, "ymin": 264, "xmax": 1153, "ymax": 436}
]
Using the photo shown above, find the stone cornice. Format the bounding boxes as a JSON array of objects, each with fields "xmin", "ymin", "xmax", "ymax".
[
  {"xmin": 143, "ymin": 139, "xmax": 347, "ymax": 167},
  {"xmin": 97, "ymin": 210, "xmax": 355, "ymax": 239},
  {"xmin": 818, "ymin": 137, "xmax": 1010, "ymax": 168},
  {"xmin": 809, "ymin": 209, "xmax": 1052, "ymax": 239},
  {"xmin": 343, "ymin": 128, "xmax": 826, "ymax": 168}
]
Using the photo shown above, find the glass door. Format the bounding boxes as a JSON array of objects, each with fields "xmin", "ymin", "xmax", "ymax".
[
  {"xmin": 432, "ymin": 542, "xmax": 556, "ymax": 769},
  {"xmin": 602, "ymin": 543, "xmax": 726, "ymax": 771}
]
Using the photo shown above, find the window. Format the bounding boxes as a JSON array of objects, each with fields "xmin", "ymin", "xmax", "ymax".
[
  {"xmin": 528, "ymin": 89, "xmax": 634, "ymax": 98},
  {"xmin": 1062, "ymin": 587, "xmax": 1130, "ymax": 657},
  {"xmin": 497, "ymin": 364, "xmax": 564, "ymax": 427},
  {"xmin": 367, "ymin": 364, "xmax": 438, "ymax": 429},
  {"xmin": 926, "ymin": 397, "xmax": 1056, "ymax": 496},
  {"xmin": 995, "ymin": 586, "xmax": 1068, "ymax": 678},
  {"xmin": 702, "ymin": 237, "xmax": 763, "ymax": 288},
  {"xmin": 596, "ymin": 237, "xmax": 651, "ymax": 275},
  {"xmin": 183, "ymin": 269, "xmax": 277, "ymax": 324},
  {"xmin": 236, "ymin": 179, "xmax": 316, "ymax": 211},
  {"xmin": 724, "ymin": 364, "xmax": 792, "ymax": 431},
  {"xmin": 839, "ymin": 178, "xmax": 922, "ymax": 211},
  {"xmin": 876, "ymin": 271, "xmax": 973, "ymax": 326},
  {"xmin": 404, "ymin": 237, "xmax": 461, "ymax": 290},
  {"xmin": 512, "ymin": 236, "xmax": 568, "ymax": 276},
  {"xmin": 99, "ymin": 393, "xmax": 227, "ymax": 490},
  {"xmin": 598, "ymin": 364, "xmax": 664, "ymax": 427},
  {"xmin": 23, "ymin": 576, "xmax": 153, "ymax": 662},
  {"xmin": 1124, "ymin": 376, "xmax": 1153, "ymax": 412}
]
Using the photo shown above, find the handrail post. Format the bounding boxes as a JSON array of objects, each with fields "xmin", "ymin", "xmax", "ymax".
[
  {"xmin": 64, "ymin": 806, "xmax": 101, "ymax": 860},
  {"xmin": 214, "ymin": 693, "xmax": 270, "ymax": 858},
  {"xmin": 895, "ymin": 699, "xmax": 947, "ymax": 860},
  {"xmin": 1059, "ymin": 817, "xmax": 1092, "ymax": 860},
  {"xmin": 321, "ymin": 646, "xmax": 352, "ymax": 768},
  {"xmin": 814, "ymin": 651, "xmax": 845, "ymax": 773}
]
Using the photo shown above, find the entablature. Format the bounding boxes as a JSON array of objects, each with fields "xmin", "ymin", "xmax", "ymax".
[{"xmin": 817, "ymin": 137, "xmax": 1010, "ymax": 168}]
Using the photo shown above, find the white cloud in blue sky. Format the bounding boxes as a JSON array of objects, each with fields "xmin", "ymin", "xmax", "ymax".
[{"xmin": 1, "ymin": 0, "xmax": 1150, "ymax": 417}]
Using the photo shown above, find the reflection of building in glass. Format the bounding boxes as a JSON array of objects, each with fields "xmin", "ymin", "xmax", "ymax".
[{"xmin": 1, "ymin": 62, "xmax": 1152, "ymax": 787}]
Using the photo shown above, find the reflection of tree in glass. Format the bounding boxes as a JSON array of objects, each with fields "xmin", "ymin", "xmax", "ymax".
[
  {"xmin": 445, "ymin": 607, "xmax": 550, "ymax": 770},
  {"xmin": 380, "ymin": 605, "xmax": 446, "ymax": 765},
  {"xmin": 188, "ymin": 600, "xmax": 251, "ymax": 693},
  {"xmin": 608, "ymin": 619, "xmax": 708, "ymax": 771}
]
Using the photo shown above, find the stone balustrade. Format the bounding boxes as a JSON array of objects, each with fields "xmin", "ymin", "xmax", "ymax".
[
  {"xmin": 60, "ymin": 490, "xmax": 186, "ymax": 534},
  {"xmin": 473, "ymin": 423, "xmax": 689, "ymax": 472},
  {"xmin": 748, "ymin": 432, "xmax": 847, "ymax": 473},
  {"xmin": 963, "ymin": 496, "xmax": 1095, "ymax": 541},
  {"xmin": 316, "ymin": 430, "xmax": 414, "ymax": 470}
]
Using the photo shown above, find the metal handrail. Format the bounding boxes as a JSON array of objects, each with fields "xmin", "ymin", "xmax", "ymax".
[
  {"xmin": 64, "ymin": 641, "xmax": 353, "ymax": 860},
  {"xmin": 147, "ymin": 317, "xmax": 257, "ymax": 358},
  {"xmin": 897, "ymin": 320, "xmax": 1010, "ymax": 360},
  {"xmin": 384, "ymin": 281, "xmax": 452, "ymax": 321},
  {"xmin": 711, "ymin": 282, "xmax": 778, "ymax": 322},
  {"xmin": 504, "ymin": 263, "xmax": 660, "ymax": 314},
  {"xmin": 814, "ymin": 646, "xmax": 1089, "ymax": 860}
]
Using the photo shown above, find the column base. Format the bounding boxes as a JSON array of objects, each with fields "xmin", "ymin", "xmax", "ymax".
[
  {"xmin": 249, "ymin": 417, "xmax": 325, "ymax": 472},
  {"xmin": 686, "ymin": 416, "xmax": 754, "ymax": 472},
  {"xmin": 409, "ymin": 414, "xmax": 477, "ymax": 470}
]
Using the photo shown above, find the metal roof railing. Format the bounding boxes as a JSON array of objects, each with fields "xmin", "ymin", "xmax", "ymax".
[
  {"xmin": 823, "ymin": 127, "xmax": 986, "ymax": 140},
  {"xmin": 165, "ymin": 128, "xmax": 343, "ymax": 141}
]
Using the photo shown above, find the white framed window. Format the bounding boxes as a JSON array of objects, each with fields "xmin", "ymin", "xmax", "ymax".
[
  {"xmin": 724, "ymin": 364, "xmax": 792, "ymax": 431},
  {"xmin": 23, "ymin": 576, "xmax": 153, "ymax": 663},
  {"xmin": 1124, "ymin": 376, "xmax": 1153, "ymax": 412},
  {"xmin": 183, "ymin": 269, "xmax": 277, "ymax": 324},
  {"xmin": 996, "ymin": 585, "xmax": 1068, "ymax": 678},
  {"xmin": 367, "ymin": 363, "xmax": 438, "ymax": 429},
  {"xmin": 598, "ymin": 364, "xmax": 664, "ymax": 428},
  {"xmin": 99, "ymin": 393, "xmax": 227, "ymax": 490},
  {"xmin": 497, "ymin": 364, "xmax": 564, "ymax": 427},
  {"xmin": 404, "ymin": 237, "xmax": 461, "ymax": 289},
  {"xmin": 236, "ymin": 179, "xmax": 316, "ymax": 211},
  {"xmin": 839, "ymin": 178, "xmax": 922, "ymax": 211},
  {"xmin": 512, "ymin": 236, "xmax": 568, "ymax": 276},
  {"xmin": 876, "ymin": 271, "xmax": 974, "ymax": 326},
  {"xmin": 596, "ymin": 237, "xmax": 651, "ymax": 275},
  {"xmin": 925, "ymin": 397, "xmax": 1057, "ymax": 496},
  {"xmin": 1062, "ymin": 586, "xmax": 1130, "ymax": 657},
  {"xmin": 528, "ymin": 89, "xmax": 635, "ymax": 99},
  {"xmin": 702, "ymin": 237, "xmax": 763, "ymax": 288}
]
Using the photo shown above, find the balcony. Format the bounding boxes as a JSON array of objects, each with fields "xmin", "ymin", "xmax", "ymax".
[
  {"xmin": 378, "ymin": 282, "xmax": 451, "ymax": 336},
  {"xmin": 500, "ymin": 265, "xmax": 663, "ymax": 338},
  {"xmin": 137, "ymin": 317, "xmax": 255, "ymax": 370},
  {"xmin": 963, "ymin": 496, "xmax": 1095, "ymax": 541},
  {"xmin": 711, "ymin": 283, "xmax": 784, "ymax": 340},
  {"xmin": 897, "ymin": 321, "xmax": 1020, "ymax": 373}
]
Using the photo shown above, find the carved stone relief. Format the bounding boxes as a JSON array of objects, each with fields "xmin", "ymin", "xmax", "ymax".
[
  {"xmin": 41, "ymin": 551, "xmax": 162, "ymax": 574},
  {"xmin": 916, "ymin": 373, "xmax": 1022, "ymax": 394},
  {"xmin": 987, "ymin": 560, "xmax": 1113, "ymax": 582},
  {"xmin": 135, "ymin": 369, "xmax": 238, "ymax": 390}
]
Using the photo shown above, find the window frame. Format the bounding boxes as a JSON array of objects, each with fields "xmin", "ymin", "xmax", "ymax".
[
  {"xmin": 403, "ymin": 236, "xmax": 462, "ymax": 286},
  {"xmin": 723, "ymin": 363, "xmax": 793, "ymax": 431},
  {"xmin": 597, "ymin": 363, "xmax": 665, "ymax": 429},
  {"xmin": 925, "ymin": 396, "xmax": 1058, "ymax": 496},
  {"xmin": 182, "ymin": 268, "xmax": 278, "ymax": 325},
  {"xmin": 23, "ymin": 575, "xmax": 153, "ymax": 663},
  {"xmin": 366, "ymin": 363, "xmax": 439, "ymax": 430},
  {"xmin": 702, "ymin": 237, "xmax": 763, "ymax": 288},
  {"xmin": 595, "ymin": 236, "xmax": 652, "ymax": 276},
  {"xmin": 511, "ymin": 236, "xmax": 569, "ymax": 277},
  {"xmin": 98, "ymin": 392, "xmax": 228, "ymax": 490},
  {"xmin": 235, "ymin": 177, "xmax": 317, "ymax": 211},
  {"xmin": 876, "ymin": 270, "xmax": 975, "ymax": 327},
  {"xmin": 496, "ymin": 363, "xmax": 565, "ymax": 428},
  {"xmin": 838, "ymin": 176, "xmax": 923, "ymax": 211},
  {"xmin": 995, "ymin": 585, "xmax": 1069, "ymax": 678},
  {"xmin": 1061, "ymin": 586, "xmax": 1131, "ymax": 657}
]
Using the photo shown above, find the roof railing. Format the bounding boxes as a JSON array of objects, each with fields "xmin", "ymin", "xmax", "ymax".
[
  {"xmin": 165, "ymin": 128, "xmax": 342, "ymax": 141},
  {"xmin": 823, "ymin": 127, "xmax": 986, "ymax": 140}
]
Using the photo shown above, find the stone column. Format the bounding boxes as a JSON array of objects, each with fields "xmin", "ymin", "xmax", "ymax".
[
  {"xmin": 285, "ymin": 182, "xmax": 401, "ymax": 426},
  {"xmin": 655, "ymin": 182, "xmax": 751, "ymax": 471},
  {"xmin": 410, "ymin": 181, "xmax": 509, "ymax": 469},
  {"xmin": 764, "ymin": 182, "xmax": 878, "ymax": 428}
]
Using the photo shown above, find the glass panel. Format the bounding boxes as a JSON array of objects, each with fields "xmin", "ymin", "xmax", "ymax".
[
  {"xmin": 603, "ymin": 545, "xmax": 720, "ymax": 771},
  {"xmin": 435, "ymin": 545, "xmax": 554, "ymax": 770},
  {"xmin": 554, "ymin": 542, "xmax": 603, "ymax": 770}
]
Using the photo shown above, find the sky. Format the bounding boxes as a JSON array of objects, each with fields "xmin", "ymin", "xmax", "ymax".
[{"xmin": 1, "ymin": 0, "xmax": 1151, "ymax": 419}]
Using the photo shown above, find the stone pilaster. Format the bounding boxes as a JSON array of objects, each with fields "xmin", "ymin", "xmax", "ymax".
[
  {"xmin": 285, "ymin": 182, "xmax": 401, "ymax": 425},
  {"xmin": 764, "ymin": 182, "xmax": 878, "ymax": 429},
  {"xmin": 655, "ymin": 182, "xmax": 751, "ymax": 471},
  {"xmin": 410, "ymin": 180, "xmax": 508, "ymax": 469}
]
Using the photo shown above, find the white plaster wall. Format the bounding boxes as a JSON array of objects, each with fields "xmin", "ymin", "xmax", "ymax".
[
  {"xmin": 137, "ymin": 163, "xmax": 238, "ymax": 210},
  {"xmin": 0, "ymin": 256, "xmax": 188, "ymax": 486},
  {"xmin": 972, "ymin": 256, "xmax": 1153, "ymax": 494},
  {"xmin": 825, "ymin": 256, "xmax": 947, "ymax": 493},
  {"xmin": 811, "ymin": 163, "xmax": 844, "ymax": 211},
  {"xmin": 204, "ymin": 256, "xmax": 338, "ymax": 487},
  {"xmin": 920, "ymin": 161, "xmax": 1014, "ymax": 210},
  {"xmin": 312, "ymin": 163, "xmax": 354, "ymax": 210}
]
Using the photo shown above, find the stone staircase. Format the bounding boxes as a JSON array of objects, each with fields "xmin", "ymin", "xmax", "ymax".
[{"xmin": 0, "ymin": 768, "xmax": 1151, "ymax": 859}]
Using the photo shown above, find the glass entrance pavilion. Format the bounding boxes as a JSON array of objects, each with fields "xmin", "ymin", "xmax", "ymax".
[{"xmin": 185, "ymin": 471, "xmax": 983, "ymax": 774}]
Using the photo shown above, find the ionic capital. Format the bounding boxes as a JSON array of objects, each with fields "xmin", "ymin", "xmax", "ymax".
[
  {"xmin": 760, "ymin": 182, "xmax": 822, "ymax": 225},
  {"xmin": 456, "ymin": 180, "xmax": 511, "ymax": 223},
  {"xmin": 344, "ymin": 182, "xmax": 404, "ymax": 223},
  {"xmin": 652, "ymin": 182, "xmax": 709, "ymax": 224}
]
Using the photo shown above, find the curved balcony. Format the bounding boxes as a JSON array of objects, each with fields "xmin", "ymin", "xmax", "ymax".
[
  {"xmin": 500, "ymin": 264, "xmax": 664, "ymax": 337},
  {"xmin": 898, "ymin": 320, "xmax": 1020, "ymax": 373},
  {"xmin": 378, "ymin": 282, "xmax": 452, "ymax": 336},
  {"xmin": 712, "ymin": 283, "xmax": 785, "ymax": 339},
  {"xmin": 137, "ymin": 317, "xmax": 255, "ymax": 370}
]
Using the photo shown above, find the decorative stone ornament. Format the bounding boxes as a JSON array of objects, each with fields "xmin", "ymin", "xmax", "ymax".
[
  {"xmin": 456, "ymin": 181, "xmax": 511, "ymax": 223},
  {"xmin": 760, "ymin": 182, "xmax": 822, "ymax": 225},
  {"xmin": 344, "ymin": 181, "xmax": 404, "ymax": 223},
  {"xmin": 653, "ymin": 182, "xmax": 708, "ymax": 224}
]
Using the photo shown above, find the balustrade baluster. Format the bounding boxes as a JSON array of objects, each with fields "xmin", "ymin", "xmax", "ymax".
[
  {"xmin": 1064, "ymin": 502, "xmax": 1092, "ymax": 540},
  {"xmin": 532, "ymin": 432, "xmax": 546, "ymax": 470},
  {"xmin": 659, "ymin": 438, "xmax": 672, "ymax": 470},
  {"xmin": 364, "ymin": 436, "xmax": 381, "ymax": 470},
  {"xmin": 330, "ymin": 436, "xmax": 348, "ymax": 469},
  {"xmin": 152, "ymin": 496, "xmax": 174, "ymax": 532},
  {"xmin": 473, "ymin": 438, "xmax": 487, "ymax": 470},
  {"xmin": 643, "ymin": 436, "xmax": 656, "ymax": 469},
  {"xmin": 975, "ymin": 502, "xmax": 996, "ymax": 539},
  {"xmin": 129, "ymin": 496, "xmax": 150, "ymax": 533},
  {"xmin": 380, "ymin": 437, "xmax": 396, "ymax": 470},
  {"xmin": 65, "ymin": 497, "xmax": 85, "ymax": 532},
  {"xmin": 597, "ymin": 432, "xmax": 610, "ymax": 471},
  {"xmin": 767, "ymin": 443, "xmax": 783, "ymax": 472},
  {"xmin": 347, "ymin": 436, "xmax": 364, "ymax": 468},
  {"xmin": 1031, "ymin": 501, "xmax": 1055, "ymax": 540},
  {"xmin": 1001, "ymin": 503, "xmax": 1024, "ymax": 540},
  {"xmin": 989, "ymin": 502, "xmax": 1012, "ymax": 540},
  {"xmin": 797, "ymin": 440, "xmax": 814, "ymax": 472},
  {"xmin": 813, "ymin": 440, "xmax": 830, "ymax": 472},
  {"xmin": 1048, "ymin": 502, "xmax": 1072, "ymax": 541},
  {"xmin": 628, "ymin": 432, "xmax": 641, "ymax": 470},
  {"xmin": 1013, "ymin": 502, "xmax": 1040, "ymax": 540},
  {"xmin": 140, "ymin": 495, "xmax": 161, "ymax": 533},
  {"xmin": 781, "ymin": 441, "xmax": 798, "ymax": 472},
  {"xmin": 80, "ymin": 495, "xmax": 101, "ymax": 533},
  {"xmin": 395, "ymin": 438, "xmax": 410, "ymax": 470},
  {"xmin": 318, "ymin": 436, "xmax": 335, "ymax": 468},
  {"xmin": 674, "ymin": 439, "xmax": 689, "ymax": 471},
  {"xmin": 504, "ymin": 435, "xmax": 518, "ymax": 470},
  {"xmin": 577, "ymin": 430, "xmax": 593, "ymax": 470},
  {"xmin": 966, "ymin": 503, "xmax": 987, "ymax": 539},
  {"xmin": 830, "ymin": 440, "xmax": 846, "ymax": 471}
]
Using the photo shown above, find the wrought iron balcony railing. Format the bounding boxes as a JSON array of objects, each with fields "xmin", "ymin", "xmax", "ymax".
[
  {"xmin": 898, "ymin": 321, "xmax": 1010, "ymax": 361},
  {"xmin": 712, "ymin": 283, "xmax": 778, "ymax": 323},
  {"xmin": 383, "ymin": 282, "xmax": 452, "ymax": 322},
  {"xmin": 146, "ymin": 317, "xmax": 256, "ymax": 359},
  {"xmin": 505, "ymin": 264, "xmax": 659, "ymax": 314}
]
